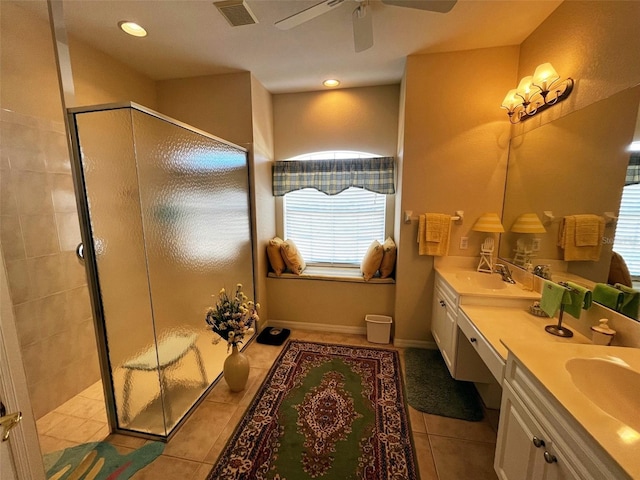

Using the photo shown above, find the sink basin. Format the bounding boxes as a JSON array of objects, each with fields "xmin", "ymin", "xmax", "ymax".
[
  {"xmin": 455, "ymin": 272, "xmax": 507, "ymax": 291},
  {"xmin": 565, "ymin": 357, "xmax": 640, "ymax": 432}
]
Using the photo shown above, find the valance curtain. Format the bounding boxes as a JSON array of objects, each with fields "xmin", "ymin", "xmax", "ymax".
[
  {"xmin": 625, "ymin": 153, "xmax": 640, "ymax": 186},
  {"xmin": 272, "ymin": 157, "xmax": 395, "ymax": 196}
]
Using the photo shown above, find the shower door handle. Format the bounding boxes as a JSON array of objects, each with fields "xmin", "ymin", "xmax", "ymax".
[{"xmin": 76, "ymin": 243, "xmax": 84, "ymax": 261}]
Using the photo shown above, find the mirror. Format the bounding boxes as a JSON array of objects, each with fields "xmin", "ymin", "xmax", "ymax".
[{"xmin": 499, "ymin": 85, "xmax": 640, "ymax": 320}]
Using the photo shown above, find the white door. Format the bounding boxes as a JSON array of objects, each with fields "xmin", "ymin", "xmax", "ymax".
[{"xmin": 0, "ymin": 251, "xmax": 46, "ymax": 480}]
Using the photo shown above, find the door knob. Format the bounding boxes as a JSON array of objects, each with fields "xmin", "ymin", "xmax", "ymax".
[{"xmin": 0, "ymin": 407, "xmax": 22, "ymax": 442}]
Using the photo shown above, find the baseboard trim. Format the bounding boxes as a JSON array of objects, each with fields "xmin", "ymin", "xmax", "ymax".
[
  {"xmin": 264, "ymin": 320, "xmax": 437, "ymax": 350},
  {"xmin": 267, "ymin": 319, "xmax": 367, "ymax": 336}
]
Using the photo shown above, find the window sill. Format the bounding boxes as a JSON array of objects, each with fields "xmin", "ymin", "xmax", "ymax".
[{"xmin": 267, "ymin": 266, "xmax": 395, "ymax": 284}]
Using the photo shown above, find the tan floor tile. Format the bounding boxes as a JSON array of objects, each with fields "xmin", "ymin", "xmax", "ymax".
[
  {"xmin": 104, "ymin": 433, "xmax": 149, "ymax": 449},
  {"xmin": 130, "ymin": 454, "xmax": 201, "ymax": 480},
  {"xmin": 55, "ymin": 394, "xmax": 105, "ymax": 419},
  {"xmin": 78, "ymin": 381, "xmax": 105, "ymax": 401},
  {"xmin": 86, "ymin": 423, "xmax": 111, "ymax": 442},
  {"xmin": 423, "ymin": 413, "xmax": 497, "ymax": 443},
  {"xmin": 204, "ymin": 366, "xmax": 266, "ymax": 405},
  {"xmin": 36, "ymin": 411, "xmax": 69, "ymax": 436},
  {"xmin": 193, "ymin": 462, "xmax": 214, "ymax": 480},
  {"xmin": 202, "ymin": 405, "xmax": 246, "ymax": 464},
  {"xmin": 162, "ymin": 400, "xmax": 238, "ymax": 462},
  {"xmin": 412, "ymin": 432, "xmax": 438, "ymax": 480},
  {"xmin": 46, "ymin": 416, "xmax": 106, "ymax": 443},
  {"xmin": 430, "ymin": 435, "xmax": 498, "ymax": 480},
  {"xmin": 408, "ymin": 406, "xmax": 427, "ymax": 433},
  {"xmin": 38, "ymin": 435, "xmax": 78, "ymax": 455}
]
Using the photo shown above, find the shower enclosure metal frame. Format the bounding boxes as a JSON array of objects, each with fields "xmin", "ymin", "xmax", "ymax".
[{"xmin": 66, "ymin": 102, "xmax": 255, "ymax": 441}]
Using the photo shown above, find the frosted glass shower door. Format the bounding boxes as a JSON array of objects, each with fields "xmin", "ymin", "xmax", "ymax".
[{"xmin": 71, "ymin": 104, "xmax": 254, "ymax": 438}]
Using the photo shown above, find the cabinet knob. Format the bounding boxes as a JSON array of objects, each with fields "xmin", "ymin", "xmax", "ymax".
[
  {"xmin": 439, "ymin": 300, "xmax": 446, "ymax": 307},
  {"xmin": 532, "ymin": 436, "xmax": 545, "ymax": 448},
  {"xmin": 543, "ymin": 451, "xmax": 557, "ymax": 464},
  {"xmin": 470, "ymin": 337, "xmax": 477, "ymax": 343}
]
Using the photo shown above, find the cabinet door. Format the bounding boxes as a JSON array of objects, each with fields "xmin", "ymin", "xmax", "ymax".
[
  {"xmin": 431, "ymin": 287, "xmax": 455, "ymax": 374},
  {"xmin": 495, "ymin": 386, "xmax": 580, "ymax": 480}
]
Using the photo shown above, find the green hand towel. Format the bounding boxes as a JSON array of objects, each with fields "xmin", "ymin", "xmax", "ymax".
[
  {"xmin": 593, "ymin": 283, "xmax": 623, "ymax": 311},
  {"xmin": 540, "ymin": 280, "xmax": 571, "ymax": 318},
  {"xmin": 563, "ymin": 282, "xmax": 592, "ymax": 319},
  {"xmin": 614, "ymin": 283, "xmax": 640, "ymax": 318}
]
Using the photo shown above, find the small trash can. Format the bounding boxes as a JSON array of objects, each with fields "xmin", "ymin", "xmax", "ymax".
[{"xmin": 365, "ymin": 314, "xmax": 392, "ymax": 344}]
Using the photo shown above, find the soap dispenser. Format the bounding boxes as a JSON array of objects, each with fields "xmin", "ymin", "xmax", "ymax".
[{"xmin": 591, "ymin": 319, "xmax": 616, "ymax": 345}]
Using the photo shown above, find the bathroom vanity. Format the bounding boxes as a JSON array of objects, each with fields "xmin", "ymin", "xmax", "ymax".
[{"xmin": 431, "ymin": 267, "xmax": 640, "ymax": 479}]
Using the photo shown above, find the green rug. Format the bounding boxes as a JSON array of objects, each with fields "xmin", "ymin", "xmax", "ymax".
[
  {"xmin": 209, "ymin": 340, "xmax": 417, "ymax": 479},
  {"xmin": 44, "ymin": 441, "xmax": 164, "ymax": 480},
  {"xmin": 404, "ymin": 347, "xmax": 484, "ymax": 421}
]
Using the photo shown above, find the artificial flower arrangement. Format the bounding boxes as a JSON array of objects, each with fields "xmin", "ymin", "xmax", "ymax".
[{"xmin": 205, "ymin": 283, "xmax": 259, "ymax": 352}]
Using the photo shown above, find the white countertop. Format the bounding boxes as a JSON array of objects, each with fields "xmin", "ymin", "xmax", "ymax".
[
  {"xmin": 459, "ymin": 305, "xmax": 591, "ymax": 361},
  {"xmin": 435, "ymin": 267, "xmax": 541, "ymax": 300},
  {"xmin": 503, "ymin": 340, "xmax": 640, "ymax": 479}
]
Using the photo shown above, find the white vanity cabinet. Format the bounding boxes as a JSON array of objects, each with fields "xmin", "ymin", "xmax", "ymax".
[
  {"xmin": 495, "ymin": 355, "xmax": 630, "ymax": 480},
  {"xmin": 431, "ymin": 274, "xmax": 458, "ymax": 375}
]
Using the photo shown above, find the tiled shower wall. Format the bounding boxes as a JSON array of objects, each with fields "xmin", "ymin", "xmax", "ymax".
[{"xmin": 0, "ymin": 108, "xmax": 100, "ymax": 419}]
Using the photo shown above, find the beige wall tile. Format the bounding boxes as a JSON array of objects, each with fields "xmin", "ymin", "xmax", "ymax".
[
  {"xmin": 21, "ymin": 214, "xmax": 59, "ymax": 257},
  {"xmin": 0, "ymin": 168, "xmax": 19, "ymax": 215},
  {"xmin": 14, "ymin": 170, "xmax": 54, "ymax": 215},
  {"xmin": 55, "ymin": 212, "xmax": 82, "ymax": 252},
  {"xmin": 5, "ymin": 257, "xmax": 30, "ymax": 303},
  {"xmin": 50, "ymin": 173, "xmax": 77, "ymax": 212},
  {"xmin": 26, "ymin": 254, "xmax": 65, "ymax": 298},
  {"xmin": 65, "ymin": 285, "xmax": 93, "ymax": 323},
  {"xmin": 43, "ymin": 129, "xmax": 71, "ymax": 173},
  {"xmin": 0, "ymin": 214, "xmax": 26, "ymax": 260},
  {"xmin": 14, "ymin": 292, "xmax": 65, "ymax": 346}
]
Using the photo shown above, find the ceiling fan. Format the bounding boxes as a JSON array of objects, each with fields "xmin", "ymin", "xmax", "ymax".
[{"xmin": 275, "ymin": 0, "xmax": 457, "ymax": 53}]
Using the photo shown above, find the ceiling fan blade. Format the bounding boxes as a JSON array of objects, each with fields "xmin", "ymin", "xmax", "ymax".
[
  {"xmin": 381, "ymin": 0, "xmax": 457, "ymax": 14},
  {"xmin": 352, "ymin": 4, "xmax": 373, "ymax": 52},
  {"xmin": 275, "ymin": 0, "xmax": 346, "ymax": 30}
]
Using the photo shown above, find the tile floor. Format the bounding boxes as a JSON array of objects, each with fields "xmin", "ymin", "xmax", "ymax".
[{"xmin": 36, "ymin": 329, "xmax": 499, "ymax": 479}]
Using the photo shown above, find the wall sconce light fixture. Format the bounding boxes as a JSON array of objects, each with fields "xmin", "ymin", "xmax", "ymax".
[
  {"xmin": 472, "ymin": 213, "xmax": 505, "ymax": 273},
  {"xmin": 501, "ymin": 63, "xmax": 574, "ymax": 124}
]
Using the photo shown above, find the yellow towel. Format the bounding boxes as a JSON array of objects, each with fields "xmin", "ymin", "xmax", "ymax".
[
  {"xmin": 574, "ymin": 214, "xmax": 602, "ymax": 246},
  {"xmin": 418, "ymin": 214, "xmax": 451, "ymax": 256},
  {"xmin": 558, "ymin": 215, "xmax": 605, "ymax": 261}
]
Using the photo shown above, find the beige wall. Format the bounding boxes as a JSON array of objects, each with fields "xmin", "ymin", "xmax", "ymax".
[
  {"xmin": 267, "ymin": 85, "xmax": 399, "ymax": 329},
  {"xmin": 395, "ymin": 46, "xmax": 519, "ymax": 344},
  {"xmin": 250, "ymin": 75, "xmax": 276, "ymax": 323},
  {"xmin": 273, "ymin": 85, "xmax": 400, "ymax": 159},
  {"xmin": 156, "ymin": 73, "xmax": 254, "ymax": 148},
  {"xmin": 517, "ymin": 0, "xmax": 640, "ymax": 130},
  {"xmin": 69, "ymin": 36, "xmax": 158, "ymax": 109}
]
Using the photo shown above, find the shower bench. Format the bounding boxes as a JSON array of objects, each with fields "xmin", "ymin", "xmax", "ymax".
[{"xmin": 121, "ymin": 332, "xmax": 208, "ymax": 424}]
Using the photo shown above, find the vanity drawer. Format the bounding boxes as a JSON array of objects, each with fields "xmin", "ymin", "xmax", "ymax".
[
  {"xmin": 457, "ymin": 310, "xmax": 505, "ymax": 383},
  {"xmin": 435, "ymin": 274, "xmax": 458, "ymax": 308}
]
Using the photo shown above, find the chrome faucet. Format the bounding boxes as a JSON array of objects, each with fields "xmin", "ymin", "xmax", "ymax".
[
  {"xmin": 533, "ymin": 264, "xmax": 552, "ymax": 280},
  {"xmin": 494, "ymin": 263, "xmax": 516, "ymax": 284}
]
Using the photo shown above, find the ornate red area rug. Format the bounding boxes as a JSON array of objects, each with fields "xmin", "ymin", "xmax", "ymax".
[{"xmin": 208, "ymin": 341, "xmax": 418, "ymax": 479}]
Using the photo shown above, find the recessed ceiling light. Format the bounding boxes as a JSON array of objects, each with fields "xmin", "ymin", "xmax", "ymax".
[
  {"xmin": 118, "ymin": 21, "xmax": 147, "ymax": 37},
  {"xmin": 323, "ymin": 79, "xmax": 340, "ymax": 88}
]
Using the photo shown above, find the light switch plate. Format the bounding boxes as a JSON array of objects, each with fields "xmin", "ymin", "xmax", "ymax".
[{"xmin": 459, "ymin": 237, "xmax": 469, "ymax": 249}]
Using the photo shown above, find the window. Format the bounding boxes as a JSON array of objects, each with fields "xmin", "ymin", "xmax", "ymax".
[
  {"xmin": 613, "ymin": 183, "xmax": 640, "ymax": 278},
  {"xmin": 276, "ymin": 151, "xmax": 394, "ymax": 267}
]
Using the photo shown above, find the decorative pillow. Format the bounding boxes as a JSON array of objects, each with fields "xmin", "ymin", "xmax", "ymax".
[
  {"xmin": 379, "ymin": 237, "xmax": 397, "ymax": 278},
  {"xmin": 266, "ymin": 237, "xmax": 286, "ymax": 275},
  {"xmin": 361, "ymin": 240, "xmax": 384, "ymax": 281},
  {"xmin": 281, "ymin": 239, "xmax": 306, "ymax": 275}
]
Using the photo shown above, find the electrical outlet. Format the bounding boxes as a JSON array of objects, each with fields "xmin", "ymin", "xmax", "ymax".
[
  {"xmin": 532, "ymin": 238, "xmax": 541, "ymax": 251},
  {"xmin": 459, "ymin": 237, "xmax": 469, "ymax": 249}
]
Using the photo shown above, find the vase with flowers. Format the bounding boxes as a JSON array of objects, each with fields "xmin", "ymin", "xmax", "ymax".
[{"xmin": 205, "ymin": 283, "xmax": 259, "ymax": 392}]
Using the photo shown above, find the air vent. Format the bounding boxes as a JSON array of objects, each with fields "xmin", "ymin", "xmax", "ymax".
[{"xmin": 214, "ymin": 0, "xmax": 258, "ymax": 26}]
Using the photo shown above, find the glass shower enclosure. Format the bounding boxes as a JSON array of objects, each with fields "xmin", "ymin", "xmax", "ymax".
[{"xmin": 67, "ymin": 103, "xmax": 255, "ymax": 439}]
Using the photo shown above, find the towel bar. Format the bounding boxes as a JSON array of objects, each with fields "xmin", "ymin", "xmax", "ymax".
[{"xmin": 405, "ymin": 210, "xmax": 464, "ymax": 224}]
